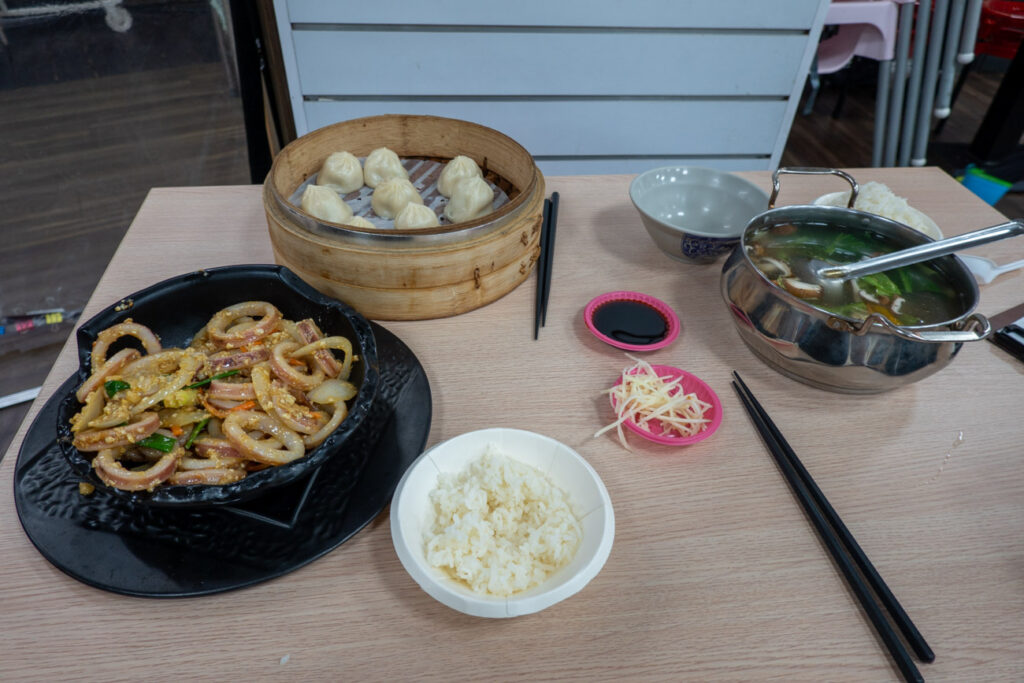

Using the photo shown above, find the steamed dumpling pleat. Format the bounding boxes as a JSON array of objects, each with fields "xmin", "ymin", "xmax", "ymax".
[
  {"xmin": 363, "ymin": 147, "xmax": 407, "ymax": 188},
  {"xmin": 343, "ymin": 216, "xmax": 376, "ymax": 229},
  {"xmin": 317, "ymin": 151, "xmax": 363, "ymax": 194},
  {"xmin": 444, "ymin": 176, "xmax": 494, "ymax": 223},
  {"xmin": 371, "ymin": 178, "xmax": 423, "ymax": 219},
  {"xmin": 300, "ymin": 185, "xmax": 353, "ymax": 223},
  {"xmin": 394, "ymin": 203, "xmax": 440, "ymax": 229},
  {"xmin": 437, "ymin": 155, "xmax": 482, "ymax": 198}
]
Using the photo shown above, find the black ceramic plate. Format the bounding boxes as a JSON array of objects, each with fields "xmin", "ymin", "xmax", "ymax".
[
  {"xmin": 55, "ymin": 264, "xmax": 380, "ymax": 508},
  {"xmin": 14, "ymin": 323, "xmax": 430, "ymax": 597}
]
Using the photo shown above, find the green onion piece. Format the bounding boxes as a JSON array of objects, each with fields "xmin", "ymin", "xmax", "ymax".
[
  {"xmin": 186, "ymin": 369, "xmax": 241, "ymax": 389},
  {"xmin": 104, "ymin": 379, "xmax": 131, "ymax": 397},
  {"xmin": 184, "ymin": 417, "xmax": 211, "ymax": 449},
  {"xmin": 137, "ymin": 433, "xmax": 178, "ymax": 453},
  {"xmin": 857, "ymin": 272, "xmax": 901, "ymax": 298}
]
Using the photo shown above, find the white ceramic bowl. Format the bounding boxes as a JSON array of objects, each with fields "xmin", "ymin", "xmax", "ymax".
[
  {"xmin": 629, "ymin": 166, "xmax": 769, "ymax": 264},
  {"xmin": 390, "ymin": 428, "xmax": 615, "ymax": 618}
]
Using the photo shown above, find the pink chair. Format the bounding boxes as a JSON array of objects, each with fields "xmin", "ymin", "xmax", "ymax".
[{"xmin": 818, "ymin": 0, "xmax": 902, "ymax": 75}]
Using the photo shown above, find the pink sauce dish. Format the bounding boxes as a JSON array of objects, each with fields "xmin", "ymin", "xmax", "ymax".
[
  {"xmin": 607, "ymin": 364, "xmax": 722, "ymax": 447},
  {"xmin": 583, "ymin": 291, "xmax": 680, "ymax": 352}
]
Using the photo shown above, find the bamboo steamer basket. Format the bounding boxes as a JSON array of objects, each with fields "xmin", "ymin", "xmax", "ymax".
[{"xmin": 264, "ymin": 114, "xmax": 545, "ymax": 320}]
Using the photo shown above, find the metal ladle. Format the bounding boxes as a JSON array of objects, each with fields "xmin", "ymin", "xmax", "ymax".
[{"xmin": 817, "ymin": 219, "xmax": 1024, "ymax": 282}]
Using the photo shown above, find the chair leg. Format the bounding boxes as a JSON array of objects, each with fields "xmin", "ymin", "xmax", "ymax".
[
  {"xmin": 803, "ymin": 54, "xmax": 821, "ymax": 115},
  {"xmin": 832, "ymin": 70, "xmax": 849, "ymax": 119},
  {"xmin": 873, "ymin": 60, "xmax": 892, "ymax": 167}
]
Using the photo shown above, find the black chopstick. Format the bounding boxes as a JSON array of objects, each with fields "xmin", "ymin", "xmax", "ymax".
[
  {"xmin": 731, "ymin": 376, "xmax": 926, "ymax": 683},
  {"xmin": 733, "ymin": 372, "xmax": 934, "ymax": 663},
  {"xmin": 534, "ymin": 198, "xmax": 553, "ymax": 340},
  {"xmin": 540, "ymin": 191, "xmax": 560, "ymax": 327}
]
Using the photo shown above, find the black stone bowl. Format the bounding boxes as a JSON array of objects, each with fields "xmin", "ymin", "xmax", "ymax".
[{"xmin": 55, "ymin": 264, "xmax": 380, "ymax": 508}]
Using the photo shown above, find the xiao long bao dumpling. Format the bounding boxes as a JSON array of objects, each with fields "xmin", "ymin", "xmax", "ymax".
[
  {"xmin": 300, "ymin": 184, "xmax": 353, "ymax": 223},
  {"xmin": 343, "ymin": 216, "xmax": 376, "ymax": 229},
  {"xmin": 317, "ymin": 151, "xmax": 363, "ymax": 194},
  {"xmin": 394, "ymin": 203, "xmax": 440, "ymax": 229},
  {"xmin": 437, "ymin": 155, "xmax": 482, "ymax": 198},
  {"xmin": 371, "ymin": 178, "xmax": 423, "ymax": 219},
  {"xmin": 363, "ymin": 147, "xmax": 408, "ymax": 188},
  {"xmin": 444, "ymin": 176, "xmax": 494, "ymax": 223}
]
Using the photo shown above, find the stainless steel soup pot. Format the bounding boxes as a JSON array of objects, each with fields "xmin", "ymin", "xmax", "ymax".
[{"xmin": 720, "ymin": 168, "xmax": 991, "ymax": 394}]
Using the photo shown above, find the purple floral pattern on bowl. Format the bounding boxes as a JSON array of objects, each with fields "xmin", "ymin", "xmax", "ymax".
[{"xmin": 679, "ymin": 234, "xmax": 740, "ymax": 263}]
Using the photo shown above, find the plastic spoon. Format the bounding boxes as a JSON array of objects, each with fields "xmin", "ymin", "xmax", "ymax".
[
  {"xmin": 958, "ymin": 254, "xmax": 1024, "ymax": 284},
  {"xmin": 817, "ymin": 219, "xmax": 1024, "ymax": 281}
]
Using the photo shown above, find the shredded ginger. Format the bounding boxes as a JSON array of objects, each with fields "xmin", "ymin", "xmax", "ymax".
[{"xmin": 595, "ymin": 355, "xmax": 712, "ymax": 450}]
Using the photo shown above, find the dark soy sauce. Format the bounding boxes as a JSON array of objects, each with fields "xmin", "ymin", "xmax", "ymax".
[{"xmin": 592, "ymin": 300, "xmax": 669, "ymax": 345}]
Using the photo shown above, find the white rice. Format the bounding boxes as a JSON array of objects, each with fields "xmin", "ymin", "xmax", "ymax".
[
  {"xmin": 424, "ymin": 445, "xmax": 582, "ymax": 597},
  {"xmin": 817, "ymin": 181, "xmax": 939, "ymax": 237}
]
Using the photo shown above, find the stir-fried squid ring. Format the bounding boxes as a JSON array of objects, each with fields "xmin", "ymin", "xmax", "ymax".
[
  {"xmin": 250, "ymin": 365, "xmax": 320, "ymax": 434},
  {"xmin": 289, "ymin": 336, "xmax": 354, "ymax": 381},
  {"xmin": 159, "ymin": 408, "xmax": 209, "ymax": 428},
  {"xmin": 93, "ymin": 446, "xmax": 179, "ymax": 491},
  {"xmin": 295, "ymin": 319, "xmax": 343, "ymax": 378},
  {"xmin": 121, "ymin": 349, "xmax": 188, "ymax": 378},
  {"xmin": 207, "ymin": 346, "xmax": 271, "ymax": 374},
  {"xmin": 208, "ymin": 379, "xmax": 256, "ymax": 401},
  {"xmin": 222, "ymin": 410, "xmax": 305, "ymax": 465},
  {"xmin": 129, "ymin": 350, "xmax": 203, "ymax": 415},
  {"xmin": 71, "ymin": 389, "xmax": 106, "ymax": 433},
  {"xmin": 76, "ymin": 347, "xmax": 141, "ymax": 402},
  {"xmin": 72, "ymin": 412, "xmax": 161, "ymax": 451},
  {"xmin": 167, "ymin": 468, "xmax": 246, "ymax": 486},
  {"xmin": 90, "ymin": 320, "xmax": 162, "ymax": 371},
  {"xmin": 86, "ymin": 402, "xmax": 133, "ymax": 430},
  {"xmin": 193, "ymin": 437, "xmax": 242, "ymax": 460},
  {"xmin": 207, "ymin": 302, "xmax": 282, "ymax": 347},
  {"xmin": 270, "ymin": 341, "xmax": 325, "ymax": 391},
  {"xmin": 177, "ymin": 455, "xmax": 246, "ymax": 471},
  {"xmin": 304, "ymin": 401, "xmax": 348, "ymax": 449}
]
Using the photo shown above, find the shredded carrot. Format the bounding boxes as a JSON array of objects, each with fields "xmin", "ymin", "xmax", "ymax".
[
  {"xmin": 865, "ymin": 301, "xmax": 902, "ymax": 326},
  {"xmin": 287, "ymin": 358, "xmax": 306, "ymax": 367},
  {"xmin": 170, "ymin": 424, "xmax": 184, "ymax": 437},
  {"xmin": 229, "ymin": 400, "xmax": 257, "ymax": 412},
  {"xmin": 310, "ymin": 411, "xmax": 323, "ymax": 420},
  {"xmin": 201, "ymin": 396, "xmax": 232, "ymax": 419}
]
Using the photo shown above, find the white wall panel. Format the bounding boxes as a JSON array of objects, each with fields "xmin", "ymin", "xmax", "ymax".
[
  {"xmin": 285, "ymin": 0, "xmax": 823, "ymax": 30},
  {"xmin": 292, "ymin": 31, "xmax": 809, "ymax": 97},
  {"xmin": 303, "ymin": 100, "xmax": 788, "ymax": 157},
  {"xmin": 273, "ymin": 0, "xmax": 830, "ymax": 174},
  {"xmin": 533, "ymin": 157, "xmax": 772, "ymax": 176}
]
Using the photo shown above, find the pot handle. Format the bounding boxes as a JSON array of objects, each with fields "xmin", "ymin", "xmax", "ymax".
[
  {"xmin": 826, "ymin": 312, "xmax": 993, "ymax": 343},
  {"xmin": 770, "ymin": 168, "xmax": 859, "ymax": 209}
]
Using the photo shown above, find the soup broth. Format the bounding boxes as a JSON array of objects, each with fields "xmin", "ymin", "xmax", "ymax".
[{"xmin": 747, "ymin": 222, "xmax": 966, "ymax": 326}]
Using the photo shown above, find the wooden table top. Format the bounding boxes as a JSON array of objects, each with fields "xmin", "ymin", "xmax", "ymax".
[{"xmin": 2, "ymin": 168, "xmax": 1023, "ymax": 681}]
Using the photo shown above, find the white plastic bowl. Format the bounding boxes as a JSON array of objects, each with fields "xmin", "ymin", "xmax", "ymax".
[{"xmin": 390, "ymin": 428, "xmax": 615, "ymax": 618}]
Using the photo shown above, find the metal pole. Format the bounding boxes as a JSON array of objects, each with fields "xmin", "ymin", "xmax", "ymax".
[
  {"xmin": 884, "ymin": 2, "xmax": 915, "ymax": 166},
  {"xmin": 899, "ymin": 0, "xmax": 932, "ymax": 166},
  {"xmin": 935, "ymin": 0, "xmax": 968, "ymax": 119},
  {"xmin": 958, "ymin": 0, "xmax": 984, "ymax": 64},
  {"xmin": 910, "ymin": 0, "xmax": 951, "ymax": 166}
]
